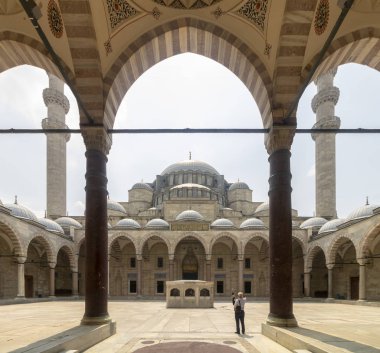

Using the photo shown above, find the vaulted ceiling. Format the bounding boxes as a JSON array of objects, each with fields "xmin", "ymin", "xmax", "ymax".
[{"xmin": 1, "ymin": 0, "xmax": 380, "ymax": 128}]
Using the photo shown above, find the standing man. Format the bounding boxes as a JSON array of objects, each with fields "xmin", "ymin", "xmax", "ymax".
[{"xmin": 234, "ymin": 291, "xmax": 246, "ymax": 334}]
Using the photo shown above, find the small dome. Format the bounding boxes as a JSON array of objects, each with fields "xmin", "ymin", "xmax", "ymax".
[
  {"xmin": 107, "ymin": 199, "xmax": 126, "ymax": 214},
  {"xmin": 171, "ymin": 183, "xmax": 211, "ymax": 191},
  {"xmin": 55, "ymin": 217, "xmax": 82, "ymax": 229},
  {"xmin": 145, "ymin": 218, "xmax": 170, "ymax": 229},
  {"xmin": 229, "ymin": 181, "xmax": 250, "ymax": 191},
  {"xmin": 115, "ymin": 218, "xmax": 141, "ymax": 229},
  {"xmin": 5, "ymin": 203, "xmax": 38, "ymax": 222},
  {"xmin": 240, "ymin": 218, "xmax": 265, "ymax": 229},
  {"xmin": 176, "ymin": 210, "xmax": 204, "ymax": 222},
  {"xmin": 131, "ymin": 182, "xmax": 153, "ymax": 191},
  {"xmin": 255, "ymin": 201, "xmax": 269, "ymax": 214},
  {"xmin": 38, "ymin": 218, "xmax": 64, "ymax": 234},
  {"xmin": 161, "ymin": 160, "xmax": 219, "ymax": 176},
  {"xmin": 300, "ymin": 217, "xmax": 328, "ymax": 229},
  {"xmin": 346, "ymin": 204, "xmax": 380, "ymax": 221},
  {"xmin": 318, "ymin": 218, "xmax": 346, "ymax": 234},
  {"xmin": 211, "ymin": 218, "xmax": 235, "ymax": 228}
]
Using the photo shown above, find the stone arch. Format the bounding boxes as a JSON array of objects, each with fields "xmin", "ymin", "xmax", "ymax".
[
  {"xmin": 138, "ymin": 232, "xmax": 170, "ymax": 255},
  {"xmin": 243, "ymin": 232, "xmax": 269, "ymax": 252},
  {"xmin": 292, "ymin": 234, "xmax": 306, "ymax": 256},
  {"xmin": 305, "ymin": 245, "xmax": 326, "ymax": 270},
  {"xmin": 108, "ymin": 232, "xmax": 138, "ymax": 254},
  {"xmin": 0, "ymin": 32, "xmax": 74, "ymax": 80},
  {"xmin": 306, "ymin": 28, "xmax": 380, "ymax": 79},
  {"xmin": 327, "ymin": 235, "xmax": 357, "ymax": 265},
  {"xmin": 358, "ymin": 223, "xmax": 380, "ymax": 259},
  {"xmin": 26, "ymin": 234, "xmax": 55, "ymax": 264},
  {"xmin": 172, "ymin": 232, "xmax": 208, "ymax": 256},
  {"xmin": 56, "ymin": 245, "xmax": 76, "ymax": 270},
  {"xmin": 209, "ymin": 232, "xmax": 240, "ymax": 254},
  {"xmin": 0, "ymin": 219, "xmax": 24, "ymax": 257},
  {"xmin": 104, "ymin": 18, "xmax": 273, "ymax": 129}
]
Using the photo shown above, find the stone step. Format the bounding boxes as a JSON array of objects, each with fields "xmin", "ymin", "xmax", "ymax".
[{"xmin": 245, "ymin": 334, "xmax": 293, "ymax": 353}]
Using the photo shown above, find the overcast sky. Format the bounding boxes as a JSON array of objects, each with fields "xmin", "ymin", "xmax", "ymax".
[{"xmin": 1, "ymin": 53, "xmax": 379, "ymax": 219}]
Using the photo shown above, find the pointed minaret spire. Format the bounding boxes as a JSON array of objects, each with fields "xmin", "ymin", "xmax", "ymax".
[
  {"xmin": 14, "ymin": 195, "xmax": 18, "ymax": 204},
  {"xmin": 366, "ymin": 196, "xmax": 369, "ymax": 205}
]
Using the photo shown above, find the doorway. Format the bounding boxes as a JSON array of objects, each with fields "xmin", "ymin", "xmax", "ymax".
[{"xmin": 25, "ymin": 275, "xmax": 33, "ymax": 298}]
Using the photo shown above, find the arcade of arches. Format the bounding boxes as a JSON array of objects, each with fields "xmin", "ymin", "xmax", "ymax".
[{"xmin": 1, "ymin": 0, "xmax": 380, "ymax": 329}]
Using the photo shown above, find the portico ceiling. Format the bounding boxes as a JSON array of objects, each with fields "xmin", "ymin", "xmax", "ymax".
[{"xmin": 1, "ymin": 0, "xmax": 380, "ymax": 128}]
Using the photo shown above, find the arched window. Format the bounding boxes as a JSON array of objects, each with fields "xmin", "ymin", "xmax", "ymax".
[
  {"xmin": 170, "ymin": 288, "xmax": 180, "ymax": 296},
  {"xmin": 185, "ymin": 288, "xmax": 195, "ymax": 296},
  {"xmin": 200, "ymin": 288, "xmax": 210, "ymax": 296}
]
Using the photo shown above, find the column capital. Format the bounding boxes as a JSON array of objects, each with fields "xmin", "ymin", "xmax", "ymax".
[
  {"xmin": 81, "ymin": 125, "xmax": 112, "ymax": 155},
  {"xmin": 16, "ymin": 256, "xmax": 26, "ymax": 264},
  {"xmin": 357, "ymin": 258, "xmax": 369, "ymax": 266},
  {"xmin": 326, "ymin": 263, "xmax": 334, "ymax": 270},
  {"xmin": 265, "ymin": 124, "xmax": 296, "ymax": 155},
  {"xmin": 49, "ymin": 262, "xmax": 57, "ymax": 269}
]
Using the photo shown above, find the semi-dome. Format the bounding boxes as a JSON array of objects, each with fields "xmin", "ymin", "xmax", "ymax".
[
  {"xmin": 229, "ymin": 181, "xmax": 250, "ymax": 191},
  {"xmin": 55, "ymin": 217, "xmax": 82, "ymax": 229},
  {"xmin": 161, "ymin": 159, "xmax": 219, "ymax": 176},
  {"xmin": 346, "ymin": 204, "xmax": 380, "ymax": 221},
  {"xmin": 240, "ymin": 218, "xmax": 265, "ymax": 229},
  {"xmin": 300, "ymin": 217, "xmax": 328, "ymax": 229},
  {"xmin": 176, "ymin": 210, "xmax": 204, "ymax": 222},
  {"xmin": 318, "ymin": 218, "xmax": 346, "ymax": 234},
  {"xmin": 5, "ymin": 203, "xmax": 38, "ymax": 222},
  {"xmin": 145, "ymin": 218, "xmax": 170, "ymax": 229},
  {"xmin": 171, "ymin": 183, "xmax": 210, "ymax": 191},
  {"xmin": 115, "ymin": 218, "xmax": 141, "ymax": 229},
  {"xmin": 255, "ymin": 201, "xmax": 269, "ymax": 214},
  {"xmin": 131, "ymin": 182, "xmax": 153, "ymax": 191},
  {"xmin": 107, "ymin": 199, "xmax": 126, "ymax": 214},
  {"xmin": 211, "ymin": 218, "xmax": 235, "ymax": 228},
  {"xmin": 38, "ymin": 218, "xmax": 64, "ymax": 234}
]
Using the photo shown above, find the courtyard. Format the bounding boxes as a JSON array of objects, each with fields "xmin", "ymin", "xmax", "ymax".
[{"xmin": 1, "ymin": 299, "xmax": 380, "ymax": 353}]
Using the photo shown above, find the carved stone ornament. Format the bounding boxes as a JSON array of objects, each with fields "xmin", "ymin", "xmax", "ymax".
[
  {"xmin": 152, "ymin": 0, "xmax": 222, "ymax": 10},
  {"xmin": 314, "ymin": 0, "xmax": 329, "ymax": 35},
  {"xmin": 41, "ymin": 118, "xmax": 71, "ymax": 142},
  {"xmin": 311, "ymin": 86, "xmax": 340, "ymax": 113},
  {"xmin": 43, "ymin": 88, "xmax": 70, "ymax": 114},
  {"xmin": 81, "ymin": 126, "xmax": 112, "ymax": 155},
  {"xmin": 265, "ymin": 126, "xmax": 296, "ymax": 155},
  {"xmin": 311, "ymin": 116, "xmax": 341, "ymax": 140},
  {"xmin": 47, "ymin": 0, "xmax": 64, "ymax": 38}
]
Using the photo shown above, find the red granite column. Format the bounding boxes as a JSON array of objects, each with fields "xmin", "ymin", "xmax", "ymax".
[
  {"xmin": 81, "ymin": 147, "xmax": 111, "ymax": 325},
  {"xmin": 266, "ymin": 147, "xmax": 297, "ymax": 327}
]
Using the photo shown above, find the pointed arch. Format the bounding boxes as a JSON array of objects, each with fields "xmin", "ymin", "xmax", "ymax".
[
  {"xmin": 306, "ymin": 245, "xmax": 326, "ymax": 270},
  {"xmin": 209, "ymin": 232, "xmax": 240, "ymax": 254},
  {"xmin": 0, "ymin": 218, "xmax": 24, "ymax": 257},
  {"xmin": 327, "ymin": 235, "xmax": 357, "ymax": 265},
  {"xmin": 172, "ymin": 232, "xmax": 208, "ymax": 255},
  {"xmin": 138, "ymin": 232, "xmax": 170, "ymax": 255},
  {"xmin": 108, "ymin": 232, "xmax": 138, "ymax": 254},
  {"xmin": 26, "ymin": 234, "xmax": 55, "ymax": 264},
  {"xmin": 56, "ymin": 245, "xmax": 76, "ymax": 270},
  {"xmin": 104, "ymin": 18, "xmax": 273, "ymax": 129},
  {"xmin": 242, "ymin": 232, "xmax": 269, "ymax": 252},
  {"xmin": 358, "ymin": 223, "xmax": 380, "ymax": 259}
]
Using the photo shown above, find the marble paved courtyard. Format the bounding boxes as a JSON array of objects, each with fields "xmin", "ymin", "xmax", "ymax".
[{"xmin": 1, "ymin": 299, "xmax": 380, "ymax": 353}]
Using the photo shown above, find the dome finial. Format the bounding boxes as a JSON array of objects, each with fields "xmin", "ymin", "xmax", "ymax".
[
  {"xmin": 366, "ymin": 196, "xmax": 369, "ymax": 205},
  {"xmin": 189, "ymin": 151, "xmax": 192, "ymax": 160},
  {"xmin": 14, "ymin": 195, "xmax": 17, "ymax": 205}
]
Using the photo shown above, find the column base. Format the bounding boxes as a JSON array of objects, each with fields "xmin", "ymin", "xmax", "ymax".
[
  {"xmin": 81, "ymin": 314, "xmax": 112, "ymax": 326},
  {"xmin": 266, "ymin": 313, "xmax": 298, "ymax": 327},
  {"xmin": 325, "ymin": 297, "xmax": 335, "ymax": 303},
  {"xmin": 15, "ymin": 295, "xmax": 26, "ymax": 300}
]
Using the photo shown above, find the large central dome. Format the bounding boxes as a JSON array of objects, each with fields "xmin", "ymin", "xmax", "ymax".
[{"xmin": 161, "ymin": 159, "xmax": 219, "ymax": 176}]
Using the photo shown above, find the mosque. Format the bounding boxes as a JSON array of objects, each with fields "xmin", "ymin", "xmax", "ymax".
[
  {"xmin": 1, "ymin": 69, "xmax": 379, "ymax": 303},
  {"xmin": 1, "ymin": 1, "xmax": 380, "ymax": 339}
]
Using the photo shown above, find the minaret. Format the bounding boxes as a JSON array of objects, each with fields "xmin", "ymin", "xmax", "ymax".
[
  {"xmin": 42, "ymin": 73, "xmax": 70, "ymax": 219},
  {"xmin": 311, "ymin": 68, "xmax": 340, "ymax": 220}
]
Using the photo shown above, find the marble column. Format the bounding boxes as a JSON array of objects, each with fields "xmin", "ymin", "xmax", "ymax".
[
  {"xmin": 72, "ymin": 271, "xmax": 79, "ymax": 297},
  {"xmin": 327, "ymin": 264, "xmax": 334, "ymax": 300},
  {"xmin": 16, "ymin": 258, "xmax": 26, "ymax": 298},
  {"xmin": 137, "ymin": 258, "xmax": 142, "ymax": 296},
  {"xmin": 81, "ymin": 127, "xmax": 112, "ymax": 325},
  {"xmin": 311, "ymin": 69, "xmax": 340, "ymax": 220},
  {"xmin": 238, "ymin": 258, "xmax": 244, "ymax": 292},
  {"xmin": 169, "ymin": 259, "xmax": 174, "ymax": 281},
  {"xmin": 49, "ymin": 266, "xmax": 56, "ymax": 297},
  {"xmin": 42, "ymin": 73, "xmax": 70, "ymax": 219},
  {"xmin": 304, "ymin": 271, "xmax": 311, "ymax": 297},
  {"xmin": 206, "ymin": 259, "xmax": 211, "ymax": 281},
  {"xmin": 358, "ymin": 260, "xmax": 366, "ymax": 301},
  {"xmin": 265, "ymin": 126, "xmax": 297, "ymax": 327}
]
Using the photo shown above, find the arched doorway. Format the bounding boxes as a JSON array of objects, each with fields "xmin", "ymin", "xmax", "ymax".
[
  {"xmin": 55, "ymin": 247, "xmax": 72, "ymax": 296},
  {"xmin": 175, "ymin": 236, "xmax": 205, "ymax": 281},
  {"xmin": 310, "ymin": 248, "xmax": 327, "ymax": 298}
]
